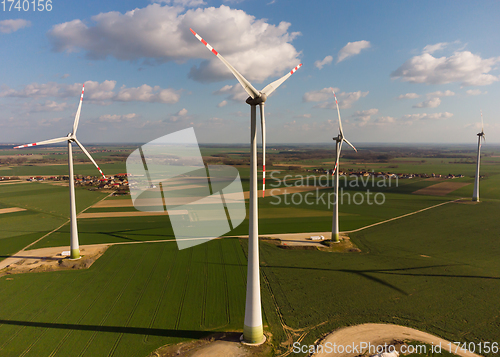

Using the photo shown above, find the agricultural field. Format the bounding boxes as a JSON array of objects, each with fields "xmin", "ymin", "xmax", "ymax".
[{"xmin": 0, "ymin": 144, "xmax": 499, "ymax": 356}]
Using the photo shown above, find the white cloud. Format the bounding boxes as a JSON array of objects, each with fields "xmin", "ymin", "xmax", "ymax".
[
  {"xmin": 351, "ymin": 108, "xmax": 379, "ymax": 126},
  {"xmin": 30, "ymin": 101, "xmax": 71, "ymax": 112},
  {"xmin": 401, "ymin": 112, "xmax": 453, "ymax": 122},
  {"xmin": 0, "ymin": 81, "xmax": 180, "ymax": 104},
  {"xmin": 373, "ymin": 116, "xmax": 396, "ymax": 125},
  {"xmin": 337, "ymin": 40, "xmax": 371, "ymax": 63},
  {"xmin": 413, "ymin": 97, "xmax": 441, "ymax": 108},
  {"xmin": 152, "ymin": 0, "xmax": 206, "ymax": 6},
  {"xmin": 0, "ymin": 19, "xmax": 31, "ymax": 34},
  {"xmin": 422, "ymin": 42, "xmax": 449, "ymax": 54},
  {"xmin": 48, "ymin": 4, "xmax": 301, "ymax": 83},
  {"xmin": 303, "ymin": 88, "xmax": 368, "ymax": 109},
  {"xmin": 427, "ymin": 90, "xmax": 455, "ymax": 97},
  {"xmin": 167, "ymin": 108, "xmax": 191, "ymax": 122},
  {"xmin": 466, "ymin": 89, "xmax": 485, "ymax": 96},
  {"xmin": 213, "ymin": 84, "xmax": 248, "ymax": 102},
  {"xmin": 99, "ymin": 113, "xmax": 137, "ymax": 122},
  {"xmin": 217, "ymin": 100, "xmax": 228, "ymax": 108},
  {"xmin": 315, "ymin": 55, "xmax": 333, "ymax": 70},
  {"xmin": 391, "ymin": 51, "xmax": 500, "ymax": 86},
  {"xmin": 37, "ymin": 117, "xmax": 64, "ymax": 127},
  {"xmin": 397, "ymin": 93, "xmax": 420, "ymax": 100},
  {"xmin": 115, "ymin": 85, "xmax": 180, "ymax": 103},
  {"xmin": 303, "ymin": 88, "xmax": 336, "ymax": 102}
]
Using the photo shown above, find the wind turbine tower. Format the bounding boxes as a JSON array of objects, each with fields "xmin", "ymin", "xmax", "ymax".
[
  {"xmin": 331, "ymin": 89, "xmax": 357, "ymax": 243},
  {"xmin": 191, "ymin": 28, "xmax": 301, "ymax": 344},
  {"xmin": 14, "ymin": 85, "xmax": 106, "ymax": 259},
  {"xmin": 472, "ymin": 111, "xmax": 485, "ymax": 202}
]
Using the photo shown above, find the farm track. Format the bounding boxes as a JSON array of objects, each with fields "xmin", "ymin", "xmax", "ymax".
[
  {"xmin": 201, "ymin": 243, "xmax": 208, "ymax": 328},
  {"xmin": 143, "ymin": 248, "xmax": 178, "ymax": 344},
  {"xmin": 107, "ymin": 243, "xmax": 166, "ymax": 357},
  {"xmin": 77, "ymin": 248, "xmax": 149, "ymax": 357},
  {"xmin": 46, "ymin": 247, "xmax": 125, "ymax": 357},
  {"xmin": 0, "ymin": 275, "xmax": 64, "ymax": 351},
  {"xmin": 218, "ymin": 240, "xmax": 231, "ymax": 326},
  {"xmin": 174, "ymin": 248, "xmax": 193, "ymax": 330}
]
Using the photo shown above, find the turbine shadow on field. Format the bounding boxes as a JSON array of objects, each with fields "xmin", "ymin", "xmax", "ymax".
[
  {"xmin": 0, "ymin": 319, "xmax": 210, "ymax": 339},
  {"xmin": 80, "ymin": 228, "xmax": 175, "ymax": 242}
]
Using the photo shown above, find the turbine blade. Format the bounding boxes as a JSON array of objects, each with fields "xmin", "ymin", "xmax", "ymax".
[
  {"xmin": 190, "ymin": 28, "xmax": 260, "ymax": 99},
  {"xmin": 73, "ymin": 138, "xmax": 106, "ymax": 178},
  {"xmin": 343, "ymin": 137, "xmax": 357, "ymax": 152},
  {"xmin": 260, "ymin": 104, "xmax": 266, "ymax": 198},
  {"xmin": 14, "ymin": 137, "xmax": 68, "ymax": 149},
  {"xmin": 72, "ymin": 84, "xmax": 85, "ymax": 135},
  {"xmin": 261, "ymin": 64, "xmax": 302, "ymax": 97},
  {"xmin": 332, "ymin": 141, "xmax": 343, "ymax": 175},
  {"xmin": 331, "ymin": 89, "xmax": 344, "ymax": 136},
  {"xmin": 480, "ymin": 110, "xmax": 484, "ymax": 132}
]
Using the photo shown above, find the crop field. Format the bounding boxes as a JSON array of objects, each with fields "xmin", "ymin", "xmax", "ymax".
[
  {"xmin": 0, "ymin": 145, "xmax": 499, "ymax": 356},
  {"xmin": 0, "ymin": 239, "xmax": 248, "ymax": 357},
  {"xmin": 259, "ymin": 199, "xmax": 500, "ymax": 356}
]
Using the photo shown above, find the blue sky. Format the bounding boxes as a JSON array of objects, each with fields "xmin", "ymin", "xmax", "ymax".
[{"xmin": 0, "ymin": 0, "xmax": 499, "ymax": 145}]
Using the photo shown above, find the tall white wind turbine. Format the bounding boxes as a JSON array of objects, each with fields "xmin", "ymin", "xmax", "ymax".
[
  {"xmin": 14, "ymin": 84, "xmax": 106, "ymax": 259},
  {"xmin": 472, "ymin": 111, "xmax": 485, "ymax": 202},
  {"xmin": 190, "ymin": 28, "xmax": 302, "ymax": 344},
  {"xmin": 331, "ymin": 89, "xmax": 357, "ymax": 243}
]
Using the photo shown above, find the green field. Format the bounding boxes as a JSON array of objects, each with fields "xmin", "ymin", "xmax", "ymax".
[
  {"xmin": 0, "ymin": 239, "xmax": 248, "ymax": 357},
  {"xmin": 0, "ymin": 145, "xmax": 499, "ymax": 356}
]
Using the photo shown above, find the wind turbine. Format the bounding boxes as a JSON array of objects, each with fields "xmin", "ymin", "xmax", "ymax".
[
  {"xmin": 14, "ymin": 84, "xmax": 106, "ymax": 259},
  {"xmin": 331, "ymin": 89, "xmax": 357, "ymax": 243},
  {"xmin": 472, "ymin": 111, "xmax": 485, "ymax": 202},
  {"xmin": 190, "ymin": 28, "xmax": 301, "ymax": 344}
]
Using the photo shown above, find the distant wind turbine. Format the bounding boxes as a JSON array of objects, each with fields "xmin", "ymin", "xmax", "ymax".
[
  {"xmin": 190, "ymin": 28, "xmax": 302, "ymax": 344},
  {"xmin": 331, "ymin": 89, "xmax": 357, "ymax": 243},
  {"xmin": 472, "ymin": 111, "xmax": 485, "ymax": 202},
  {"xmin": 14, "ymin": 84, "xmax": 106, "ymax": 259}
]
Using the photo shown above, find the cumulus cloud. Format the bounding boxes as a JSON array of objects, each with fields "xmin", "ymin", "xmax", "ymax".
[
  {"xmin": 466, "ymin": 89, "xmax": 485, "ymax": 96},
  {"xmin": 153, "ymin": 0, "xmax": 206, "ymax": 6},
  {"xmin": 351, "ymin": 108, "xmax": 379, "ymax": 126},
  {"xmin": 337, "ymin": 40, "xmax": 371, "ymax": 63},
  {"xmin": 422, "ymin": 42, "xmax": 449, "ymax": 54},
  {"xmin": 115, "ymin": 85, "xmax": 180, "ymax": 103},
  {"xmin": 0, "ymin": 19, "xmax": 31, "ymax": 34},
  {"xmin": 391, "ymin": 51, "xmax": 500, "ymax": 86},
  {"xmin": 48, "ymin": 4, "xmax": 301, "ymax": 83},
  {"xmin": 217, "ymin": 100, "xmax": 228, "ymax": 107},
  {"xmin": 303, "ymin": 88, "xmax": 368, "ymax": 109},
  {"xmin": 401, "ymin": 112, "xmax": 453, "ymax": 122},
  {"xmin": 167, "ymin": 108, "xmax": 191, "ymax": 122},
  {"xmin": 315, "ymin": 55, "xmax": 333, "ymax": 70},
  {"xmin": 397, "ymin": 93, "xmax": 420, "ymax": 100},
  {"xmin": 29, "ymin": 101, "xmax": 71, "ymax": 112},
  {"xmin": 427, "ymin": 90, "xmax": 455, "ymax": 97},
  {"xmin": 99, "ymin": 113, "xmax": 138, "ymax": 122},
  {"xmin": 373, "ymin": 116, "xmax": 396, "ymax": 125},
  {"xmin": 213, "ymin": 84, "xmax": 248, "ymax": 102},
  {"xmin": 302, "ymin": 88, "xmax": 337, "ymax": 103},
  {"xmin": 0, "ymin": 81, "xmax": 180, "ymax": 104},
  {"xmin": 413, "ymin": 97, "xmax": 441, "ymax": 108}
]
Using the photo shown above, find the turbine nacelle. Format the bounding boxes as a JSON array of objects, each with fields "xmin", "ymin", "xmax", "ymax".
[{"xmin": 246, "ymin": 93, "xmax": 267, "ymax": 106}]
